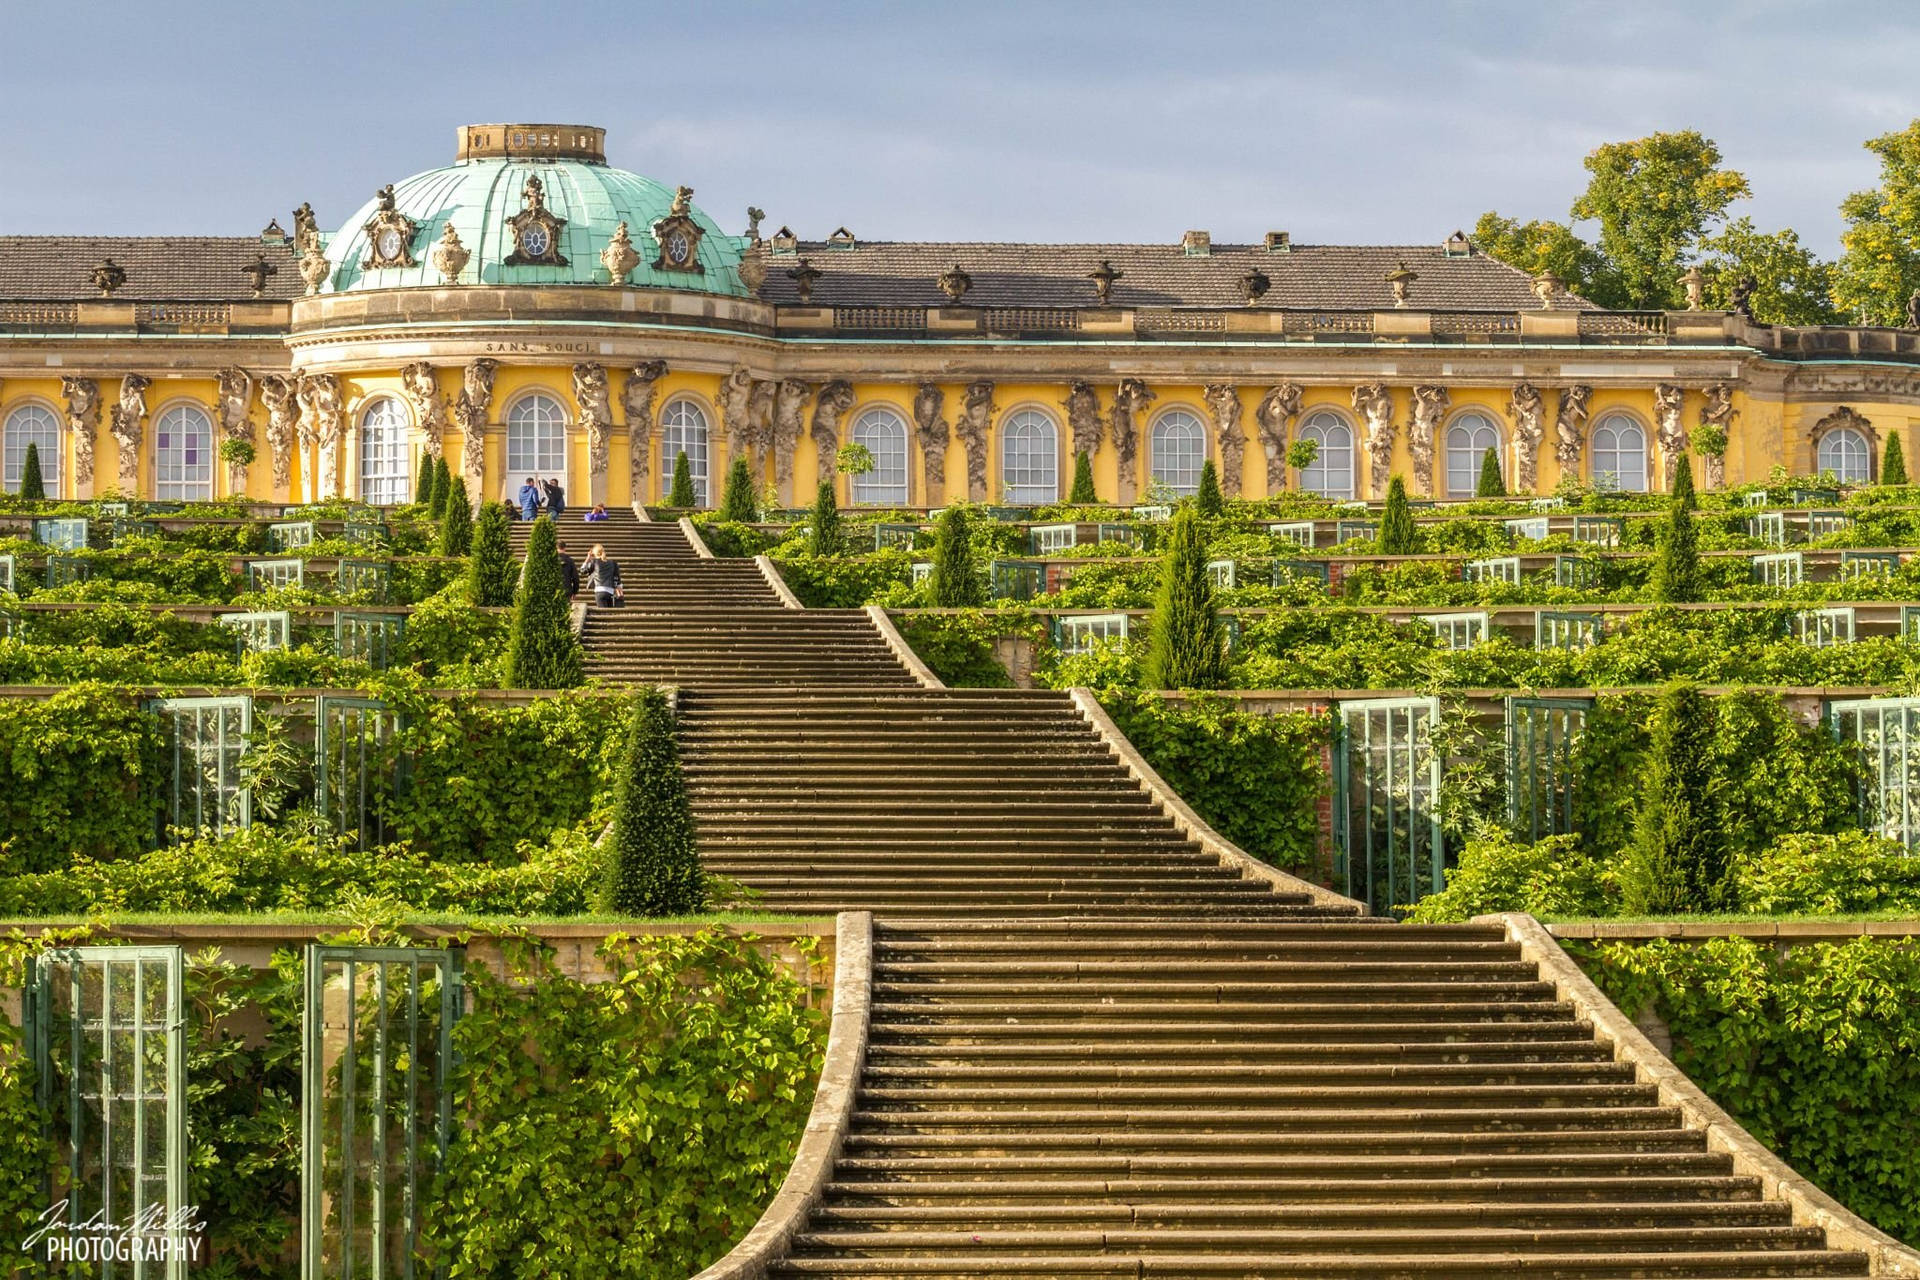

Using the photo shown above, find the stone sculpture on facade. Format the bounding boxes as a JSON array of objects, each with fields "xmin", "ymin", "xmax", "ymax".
[
  {"xmin": 258, "ymin": 375, "xmax": 300, "ymax": 493},
  {"xmin": 1062, "ymin": 381, "xmax": 1102, "ymax": 462},
  {"xmin": 60, "ymin": 377, "xmax": 100, "ymax": 489},
  {"xmin": 959, "ymin": 381, "xmax": 996, "ymax": 501},
  {"xmin": 912, "ymin": 383, "xmax": 948, "ymax": 501},
  {"xmin": 773, "ymin": 380, "xmax": 811, "ymax": 497},
  {"xmin": 1555, "ymin": 384, "xmax": 1592, "ymax": 471},
  {"xmin": 600, "ymin": 222, "xmax": 641, "ymax": 286},
  {"xmin": 1699, "ymin": 384, "xmax": 1737, "ymax": 489},
  {"xmin": 1201, "ymin": 385, "xmax": 1244, "ymax": 495},
  {"xmin": 297, "ymin": 373, "xmax": 345, "ymax": 498},
  {"xmin": 1653, "ymin": 383, "xmax": 1688, "ymax": 488},
  {"xmin": 109, "ymin": 375, "xmax": 151, "ymax": 489},
  {"xmin": 623, "ymin": 360, "xmax": 669, "ymax": 500},
  {"xmin": 810, "ymin": 380, "xmax": 856, "ymax": 489},
  {"xmin": 718, "ymin": 368, "xmax": 755, "ymax": 459},
  {"xmin": 429, "ymin": 224, "xmax": 470, "ymax": 285},
  {"xmin": 1509, "ymin": 381, "xmax": 1546, "ymax": 492},
  {"xmin": 400, "ymin": 363, "xmax": 447, "ymax": 457},
  {"xmin": 736, "ymin": 245, "xmax": 767, "ymax": 293},
  {"xmin": 299, "ymin": 240, "xmax": 330, "ymax": 296},
  {"xmin": 1408, "ymin": 384, "xmax": 1450, "ymax": 495},
  {"xmin": 1109, "ymin": 379, "xmax": 1154, "ymax": 494},
  {"xmin": 572, "ymin": 364, "xmax": 615, "ymax": 493},
  {"xmin": 456, "ymin": 358, "xmax": 498, "ymax": 491},
  {"xmin": 1351, "ymin": 382, "xmax": 1396, "ymax": 497},
  {"xmin": 747, "ymin": 379, "xmax": 777, "ymax": 473},
  {"xmin": 215, "ymin": 368, "xmax": 254, "ymax": 493},
  {"xmin": 1255, "ymin": 383, "xmax": 1303, "ymax": 492}
]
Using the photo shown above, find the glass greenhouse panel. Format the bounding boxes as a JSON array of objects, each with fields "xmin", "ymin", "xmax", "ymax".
[
  {"xmin": 1747, "ymin": 511, "xmax": 1788, "ymax": 546},
  {"xmin": 334, "ymin": 559, "xmax": 390, "ymax": 602},
  {"xmin": 1506, "ymin": 696, "xmax": 1590, "ymax": 840},
  {"xmin": 1464, "ymin": 556, "xmax": 1520, "ymax": 584},
  {"xmin": 1571, "ymin": 516, "xmax": 1622, "ymax": 548},
  {"xmin": 247, "ymin": 559, "xmax": 307, "ymax": 591},
  {"xmin": 152, "ymin": 696, "xmax": 251, "ymax": 839},
  {"xmin": 46, "ymin": 554, "xmax": 92, "ymax": 588},
  {"xmin": 1096, "ymin": 523, "xmax": 1138, "ymax": 547},
  {"xmin": 990, "ymin": 560, "xmax": 1044, "ymax": 601},
  {"xmin": 1830, "ymin": 698, "xmax": 1920, "ymax": 848},
  {"xmin": 1206, "ymin": 559, "xmax": 1236, "ymax": 588},
  {"xmin": 1273, "ymin": 559, "xmax": 1332, "ymax": 586},
  {"xmin": 1335, "ymin": 697, "xmax": 1444, "ymax": 914},
  {"xmin": 109, "ymin": 518, "xmax": 159, "ymax": 545},
  {"xmin": 1793, "ymin": 607, "xmax": 1856, "ymax": 648},
  {"xmin": 873, "ymin": 524, "xmax": 919, "ymax": 551},
  {"xmin": 1268, "ymin": 521, "xmax": 1316, "ymax": 548},
  {"xmin": 1536, "ymin": 611, "xmax": 1604, "ymax": 651},
  {"xmin": 1051, "ymin": 613, "xmax": 1129, "ymax": 655},
  {"xmin": 1129, "ymin": 504, "xmax": 1171, "ymax": 522},
  {"xmin": 1504, "ymin": 517, "xmax": 1549, "ymax": 541},
  {"xmin": 1840, "ymin": 551, "xmax": 1900, "ymax": 579},
  {"xmin": 1752, "ymin": 552, "xmax": 1803, "ymax": 588},
  {"xmin": 1554, "ymin": 556, "xmax": 1599, "ymax": 589},
  {"xmin": 219, "ymin": 610, "xmax": 292, "ymax": 655},
  {"xmin": 1421, "ymin": 612, "xmax": 1489, "ymax": 650},
  {"xmin": 33, "ymin": 517, "xmax": 88, "ymax": 550},
  {"xmin": 344, "ymin": 520, "xmax": 389, "ymax": 548},
  {"xmin": 0, "ymin": 552, "xmax": 13, "ymax": 592},
  {"xmin": 1335, "ymin": 519, "xmax": 1378, "ymax": 543},
  {"xmin": 1029, "ymin": 523, "xmax": 1078, "ymax": 554},
  {"xmin": 316, "ymin": 696, "xmax": 402, "ymax": 848},
  {"xmin": 270, "ymin": 521, "xmax": 318, "ymax": 552},
  {"xmin": 1806, "ymin": 510, "xmax": 1852, "ymax": 539}
]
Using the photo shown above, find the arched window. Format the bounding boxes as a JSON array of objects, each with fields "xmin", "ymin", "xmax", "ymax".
[
  {"xmin": 657, "ymin": 399, "xmax": 709, "ymax": 504},
  {"xmin": 1297, "ymin": 410, "xmax": 1354, "ymax": 499},
  {"xmin": 848, "ymin": 406, "xmax": 909, "ymax": 505},
  {"xmin": 1817, "ymin": 426, "xmax": 1871, "ymax": 484},
  {"xmin": 358, "ymin": 397, "xmax": 411, "ymax": 506},
  {"xmin": 1590, "ymin": 414, "xmax": 1648, "ymax": 492},
  {"xmin": 154, "ymin": 403, "xmax": 213, "ymax": 501},
  {"xmin": 1000, "ymin": 408, "xmax": 1059, "ymax": 504},
  {"xmin": 1445, "ymin": 412, "xmax": 1502, "ymax": 497},
  {"xmin": 505, "ymin": 392, "xmax": 568, "ymax": 492},
  {"xmin": 3, "ymin": 403, "xmax": 59, "ymax": 494},
  {"xmin": 1149, "ymin": 409, "xmax": 1206, "ymax": 496}
]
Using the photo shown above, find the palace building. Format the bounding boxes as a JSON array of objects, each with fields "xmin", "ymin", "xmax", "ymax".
[{"xmin": 2, "ymin": 120, "xmax": 1917, "ymax": 508}]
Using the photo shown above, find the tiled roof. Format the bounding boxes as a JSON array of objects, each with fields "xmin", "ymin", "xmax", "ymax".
[
  {"xmin": 756, "ymin": 240, "xmax": 1594, "ymax": 312},
  {"xmin": 0, "ymin": 236, "xmax": 304, "ymax": 301}
]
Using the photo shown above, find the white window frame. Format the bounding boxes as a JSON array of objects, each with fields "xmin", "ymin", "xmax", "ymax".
[
  {"xmin": 1053, "ymin": 612, "xmax": 1130, "ymax": 655},
  {"xmin": 1504, "ymin": 517, "xmax": 1549, "ymax": 541},
  {"xmin": 1465, "ymin": 556, "xmax": 1521, "ymax": 584},
  {"xmin": 3, "ymin": 402, "xmax": 60, "ymax": 494},
  {"xmin": 1816, "ymin": 426, "xmax": 1870, "ymax": 484},
  {"xmin": 657, "ymin": 397, "xmax": 709, "ymax": 505},
  {"xmin": 504, "ymin": 391, "xmax": 569, "ymax": 496},
  {"xmin": 1297, "ymin": 410, "xmax": 1355, "ymax": 500},
  {"xmin": 1422, "ymin": 611, "xmax": 1490, "ymax": 650},
  {"xmin": 1030, "ymin": 523, "xmax": 1078, "ymax": 554},
  {"xmin": 1589, "ymin": 414, "xmax": 1648, "ymax": 492},
  {"xmin": 1149, "ymin": 408, "xmax": 1207, "ymax": 497},
  {"xmin": 1000, "ymin": 407, "xmax": 1060, "ymax": 505},
  {"xmin": 848, "ymin": 406, "xmax": 910, "ymax": 506},
  {"xmin": 358, "ymin": 396, "xmax": 412, "ymax": 506},
  {"xmin": 153, "ymin": 402, "xmax": 214, "ymax": 501},
  {"xmin": 1445, "ymin": 412, "xmax": 1502, "ymax": 498}
]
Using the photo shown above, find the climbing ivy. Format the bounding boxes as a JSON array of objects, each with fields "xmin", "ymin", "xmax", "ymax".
[{"xmin": 0, "ymin": 683, "xmax": 164, "ymax": 874}]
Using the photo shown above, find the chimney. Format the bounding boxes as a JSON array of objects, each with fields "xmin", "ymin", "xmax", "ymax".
[
  {"xmin": 1181, "ymin": 229, "xmax": 1211, "ymax": 257},
  {"xmin": 1265, "ymin": 231, "xmax": 1291, "ymax": 253}
]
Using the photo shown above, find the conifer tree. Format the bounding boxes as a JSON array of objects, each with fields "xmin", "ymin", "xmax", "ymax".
[
  {"xmin": 1069, "ymin": 451, "xmax": 1098, "ymax": 504},
  {"xmin": 1620, "ymin": 682, "xmax": 1727, "ymax": 913},
  {"xmin": 428, "ymin": 456, "xmax": 451, "ymax": 519},
  {"xmin": 668, "ymin": 450, "xmax": 696, "ymax": 507},
  {"xmin": 928, "ymin": 505, "xmax": 984, "ymax": 606},
  {"xmin": 1145, "ymin": 505, "xmax": 1229, "ymax": 689},
  {"xmin": 1885, "ymin": 431, "xmax": 1909, "ymax": 486},
  {"xmin": 18, "ymin": 441, "xmax": 44, "ymax": 501},
  {"xmin": 1652, "ymin": 458, "xmax": 1701, "ymax": 603},
  {"xmin": 416, "ymin": 448, "xmax": 437, "ymax": 508},
  {"xmin": 599, "ymin": 687, "xmax": 706, "ymax": 916},
  {"xmin": 1195, "ymin": 459, "xmax": 1225, "ymax": 516},
  {"xmin": 1379, "ymin": 475, "xmax": 1418, "ymax": 554},
  {"xmin": 467, "ymin": 501, "xmax": 516, "ymax": 606},
  {"xmin": 719, "ymin": 457, "xmax": 757, "ymax": 521},
  {"xmin": 808, "ymin": 480, "xmax": 842, "ymax": 555},
  {"xmin": 503, "ymin": 516, "xmax": 583, "ymax": 689},
  {"xmin": 1475, "ymin": 447, "xmax": 1506, "ymax": 497},
  {"xmin": 437, "ymin": 476, "xmax": 473, "ymax": 556}
]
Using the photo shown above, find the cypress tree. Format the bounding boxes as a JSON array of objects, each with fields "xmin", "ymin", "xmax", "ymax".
[
  {"xmin": 416, "ymin": 447, "xmax": 437, "ymax": 508},
  {"xmin": 1068, "ymin": 451, "xmax": 1098, "ymax": 504},
  {"xmin": 1652, "ymin": 458, "xmax": 1701, "ymax": 603},
  {"xmin": 428, "ymin": 456, "xmax": 451, "ymax": 519},
  {"xmin": 1475, "ymin": 447, "xmax": 1505, "ymax": 497},
  {"xmin": 668, "ymin": 450, "xmax": 696, "ymax": 507},
  {"xmin": 928, "ymin": 505, "xmax": 984, "ymax": 606},
  {"xmin": 18, "ymin": 441, "xmax": 45, "ymax": 501},
  {"xmin": 599, "ymin": 687, "xmax": 706, "ymax": 916},
  {"xmin": 1145, "ymin": 505, "xmax": 1229, "ymax": 690},
  {"xmin": 503, "ymin": 516, "xmax": 583, "ymax": 689},
  {"xmin": 719, "ymin": 457, "xmax": 757, "ymax": 521},
  {"xmin": 1195, "ymin": 459, "xmax": 1225, "ymax": 516},
  {"xmin": 1620, "ymin": 682, "xmax": 1727, "ymax": 914},
  {"xmin": 808, "ymin": 480, "xmax": 842, "ymax": 555},
  {"xmin": 468, "ymin": 501, "xmax": 516, "ymax": 606},
  {"xmin": 1884, "ymin": 431, "xmax": 1909, "ymax": 486},
  {"xmin": 437, "ymin": 476, "xmax": 473, "ymax": 556},
  {"xmin": 1672, "ymin": 454, "xmax": 1697, "ymax": 511},
  {"xmin": 1379, "ymin": 475, "xmax": 1418, "ymax": 554}
]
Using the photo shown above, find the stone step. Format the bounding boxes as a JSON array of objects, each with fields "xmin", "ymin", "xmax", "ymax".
[
  {"xmin": 770, "ymin": 1254, "xmax": 1868, "ymax": 1277},
  {"xmin": 861, "ymin": 1039, "xmax": 1617, "ymax": 1066},
  {"xmin": 867, "ymin": 1020, "xmax": 1598, "ymax": 1045},
  {"xmin": 820, "ymin": 1173, "xmax": 1767, "ymax": 1205},
  {"xmin": 828, "ymin": 1149, "xmax": 1736, "ymax": 1180},
  {"xmin": 870, "ymin": 980, "xmax": 1560, "ymax": 1002},
  {"xmin": 859, "ymin": 1061, "xmax": 1637, "ymax": 1085},
  {"xmin": 838, "ymin": 1126, "xmax": 1705, "ymax": 1153},
  {"xmin": 785, "ymin": 1223, "xmax": 1835, "ymax": 1254}
]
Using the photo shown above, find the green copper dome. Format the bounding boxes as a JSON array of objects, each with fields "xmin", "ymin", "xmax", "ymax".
[{"xmin": 322, "ymin": 123, "xmax": 749, "ymax": 294}]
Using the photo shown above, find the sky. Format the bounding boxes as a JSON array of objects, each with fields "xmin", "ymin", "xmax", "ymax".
[{"xmin": 5, "ymin": 0, "xmax": 1918, "ymax": 255}]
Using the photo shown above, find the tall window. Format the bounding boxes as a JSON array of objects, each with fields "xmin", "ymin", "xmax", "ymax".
[
  {"xmin": 505, "ymin": 392, "xmax": 567, "ymax": 490},
  {"xmin": 1149, "ymin": 409, "xmax": 1206, "ymax": 496},
  {"xmin": 1818, "ymin": 426, "xmax": 1871, "ymax": 484},
  {"xmin": 849, "ymin": 406, "xmax": 909, "ymax": 505},
  {"xmin": 357, "ymin": 397, "xmax": 410, "ymax": 505},
  {"xmin": 1000, "ymin": 408, "xmax": 1059, "ymax": 504},
  {"xmin": 658, "ymin": 398, "xmax": 709, "ymax": 504},
  {"xmin": 154, "ymin": 403, "xmax": 213, "ymax": 501},
  {"xmin": 1446, "ymin": 412, "xmax": 1502, "ymax": 497},
  {"xmin": 1589, "ymin": 414, "xmax": 1647, "ymax": 492},
  {"xmin": 3, "ymin": 403, "xmax": 59, "ymax": 494},
  {"xmin": 1298, "ymin": 410, "xmax": 1354, "ymax": 499}
]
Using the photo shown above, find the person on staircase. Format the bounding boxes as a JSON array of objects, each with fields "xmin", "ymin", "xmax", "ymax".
[
  {"xmin": 542, "ymin": 477, "xmax": 566, "ymax": 521},
  {"xmin": 517, "ymin": 476, "xmax": 542, "ymax": 522},
  {"xmin": 584, "ymin": 502, "xmax": 610, "ymax": 522},
  {"xmin": 556, "ymin": 540, "xmax": 581, "ymax": 599},
  {"xmin": 582, "ymin": 542, "xmax": 622, "ymax": 608}
]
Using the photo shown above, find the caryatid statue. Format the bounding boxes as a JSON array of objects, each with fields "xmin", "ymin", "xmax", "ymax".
[
  {"xmin": 297, "ymin": 373, "xmax": 345, "ymax": 498},
  {"xmin": 772, "ymin": 379, "xmax": 812, "ymax": 498},
  {"xmin": 401, "ymin": 362, "xmax": 448, "ymax": 458},
  {"xmin": 572, "ymin": 363, "xmax": 615, "ymax": 499},
  {"xmin": 810, "ymin": 380, "xmax": 856, "ymax": 490},
  {"xmin": 1062, "ymin": 380, "xmax": 1102, "ymax": 463},
  {"xmin": 746, "ymin": 378, "xmax": 777, "ymax": 474},
  {"xmin": 624, "ymin": 361, "xmax": 669, "ymax": 500},
  {"xmin": 60, "ymin": 377, "xmax": 100, "ymax": 489},
  {"xmin": 1699, "ymin": 383, "xmax": 1737, "ymax": 490},
  {"xmin": 912, "ymin": 382, "xmax": 948, "ymax": 502},
  {"xmin": 1407, "ymin": 385, "xmax": 1450, "ymax": 496},
  {"xmin": 1108, "ymin": 378, "xmax": 1154, "ymax": 496},
  {"xmin": 109, "ymin": 374, "xmax": 151, "ymax": 490},
  {"xmin": 457, "ymin": 358, "xmax": 498, "ymax": 490},
  {"xmin": 258, "ymin": 374, "xmax": 300, "ymax": 492},
  {"xmin": 1653, "ymin": 383, "xmax": 1688, "ymax": 489},
  {"xmin": 1202, "ymin": 384, "xmax": 1245, "ymax": 496},
  {"xmin": 1256, "ymin": 382, "xmax": 1302, "ymax": 492},
  {"xmin": 1555, "ymin": 385, "xmax": 1592, "ymax": 472},
  {"xmin": 958, "ymin": 381, "xmax": 996, "ymax": 501},
  {"xmin": 216, "ymin": 368, "xmax": 255, "ymax": 493},
  {"xmin": 1508, "ymin": 381, "xmax": 1546, "ymax": 493},
  {"xmin": 1351, "ymin": 382, "xmax": 1396, "ymax": 497},
  {"xmin": 718, "ymin": 367, "xmax": 755, "ymax": 459}
]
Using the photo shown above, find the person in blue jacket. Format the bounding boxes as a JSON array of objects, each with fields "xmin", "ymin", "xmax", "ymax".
[{"xmin": 517, "ymin": 477, "xmax": 541, "ymax": 521}]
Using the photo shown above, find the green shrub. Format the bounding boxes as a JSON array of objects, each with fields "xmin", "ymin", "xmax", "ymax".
[
  {"xmin": 719, "ymin": 458, "xmax": 757, "ymax": 522},
  {"xmin": 1379, "ymin": 475, "xmax": 1417, "ymax": 554},
  {"xmin": 1144, "ymin": 505, "xmax": 1227, "ymax": 689},
  {"xmin": 1620, "ymin": 682, "xmax": 1728, "ymax": 913},
  {"xmin": 1885, "ymin": 431, "xmax": 1908, "ymax": 487},
  {"xmin": 1652, "ymin": 459, "xmax": 1701, "ymax": 602},
  {"xmin": 1730, "ymin": 832, "xmax": 1920, "ymax": 913},
  {"xmin": 600, "ymin": 689, "xmax": 705, "ymax": 916},
  {"xmin": 1476, "ymin": 447, "xmax": 1505, "ymax": 497},
  {"xmin": 417, "ymin": 447, "xmax": 438, "ymax": 509},
  {"xmin": 1195, "ymin": 459, "xmax": 1224, "ymax": 516},
  {"xmin": 1406, "ymin": 833, "xmax": 1615, "ymax": 922},
  {"xmin": 18, "ymin": 441, "xmax": 44, "ymax": 501},
  {"xmin": 437, "ymin": 475, "xmax": 473, "ymax": 556},
  {"xmin": 404, "ymin": 582, "xmax": 509, "ymax": 683},
  {"xmin": 0, "ymin": 683, "xmax": 164, "ymax": 873},
  {"xmin": 1068, "ymin": 451, "xmax": 1097, "ymax": 503},
  {"xmin": 894, "ymin": 609, "xmax": 1023, "ymax": 686},
  {"xmin": 468, "ymin": 501, "xmax": 516, "ymax": 607},
  {"xmin": 928, "ymin": 506, "xmax": 984, "ymax": 607},
  {"xmin": 428, "ymin": 455, "xmax": 451, "ymax": 519},
  {"xmin": 669, "ymin": 451, "xmax": 696, "ymax": 507},
  {"xmin": 503, "ymin": 517, "xmax": 583, "ymax": 690},
  {"xmin": 808, "ymin": 480, "xmax": 841, "ymax": 555}
]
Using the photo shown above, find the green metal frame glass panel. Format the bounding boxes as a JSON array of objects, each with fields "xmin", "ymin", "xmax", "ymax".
[
  {"xmin": 873, "ymin": 523, "xmax": 920, "ymax": 551},
  {"xmin": 109, "ymin": 518, "xmax": 159, "ymax": 545},
  {"xmin": 1753, "ymin": 551, "xmax": 1804, "ymax": 587},
  {"xmin": 1334, "ymin": 697, "xmax": 1445, "ymax": 914},
  {"xmin": 1554, "ymin": 555, "xmax": 1599, "ymax": 589},
  {"xmin": 1272, "ymin": 558, "xmax": 1331, "ymax": 586},
  {"xmin": 151, "ymin": 695, "xmax": 251, "ymax": 840},
  {"xmin": 33, "ymin": 517, "xmax": 88, "ymax": 550},
  {"xmin": 335, "ymin": 611, "xmax": 406, "ymax": 670},
  {"xmin": 1421, "ymin": 611, "xmax": 1489, "ymax": 650},
  {"xmin": 1536, "ymin": 610, "xmax": 1605, "ymax": 650},
  {"xmin": 909, "ymin": 562, "xmax": 932, "ymax": 585},
  {"xmin": 26, "ymin": 945, "xmax": 189, "ymax": 1280},
  {"xmin": 1050, "ymin": 612, "xmax": 1129, "ymax": 655},
  {"xmin": 344, "ymin": 520, "xmax": 390, "ymax": 549},
  {"xmin": 1029, "ymin": 523, "xmax": 1078, "ymax": 554},
  {"xmin": 1747, "ymin": 511, "xmax": 1787, "ymax": 546},
  {"xmin": 1464, "ymin": 556, "xmax": 1521, "ymax": 584},
  {"xmin": 985, "ymin": 505, "xmax": 1033, "ymax": 522},
  {"xmin": 0, "ymin": 604, "xmax": 19, "ymax": 639},
  {"xmin": 1222, "ymin": 612, "xmax": 1242, "ymax": 652},
  {"xmin": 96, "ymin": 501, "xmax": 131, "ymax": 516},
  {"xmin": 1806, "ymin": 510, "xmax": 1853, "ymax": 539},
  {"xmin": 316, "ymin": 695, "xmax": 402, "ymax": 848},
  {"xmin": 1205, "ymin": 559, "xmax": 1236, "ymax": 588},
  {"xmin": 302, "ymin": 946, "xmax": 460, "ymax": 1280},
  {"xmin": 0, "ymin": 552, "xmax": 13, "ymax": 593},
  {"xmin": 271, "ymin": 521, "xmax": 319, "ymax": 552},
  {"xmin": 335, "ymin": 559, "xmax": 390, "ymax": 603},
  {"xmin": 990, "ymin": 560, "xmax": 1045, "ymax": 601},
  {"xmin": 144, "ymin": 502, "xmax": 182, "ymax": 516},
  {"xmin": 1129, "ymin": 504, "xmax": 1171, "ymax": 522},
  {"xmin": 1335, "ymin": 519, "xmax": 1378, "ymax": 543},
  {"xmin": 1506, "ymin": 696, "xmax": 1590, "ymax": 841},
  {"xmin": 1793, "ymin": 606, "xmax": 1856, "ymax": 648},
  {"xmin": 1841, "ymin": 550, "xmax": 1901, "ymax": 578},
  {"xmin": 247, "ymin": 558, "xmax": 307, "ymax": 591},
  {"xmin": 1529, "ymin": 497, "xmax": 1566, "ymax": 512},
  {"xmin": 1790, "ymin": 486, "xmax": 1841, "ymax": 505},
  {"xmin": 47, "ymin": 554, "xmax": 92, "ymax": 588},
  {"xmin": 1742, "ymin": 491, "xmax": 1769, "ymax": 508},
  {"xmin": 1095, "ymin": 522, "xmax": 1138, "ymax": 548},
  {"xmin": 1828, "ymin": 697, "xmax": 1920, "ymax": 848},
  {"xmin": 220, "ymin": 610, "xmax": 292, "ymax": 656},
  {"xmin": 1268, "ymin": 521, "xmax": 1317, "ymax": 548},
  {"xmin": 1571, "ymin": 516, "xmax": 1623, "ymax": 548},
  {"xmin": 1504, "ymin": 517, "xmax": 1549, "ymax": 541},
  {"xmin": 1903, "ymin": 606, "xmax": 1920, "ymax": 642}
]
